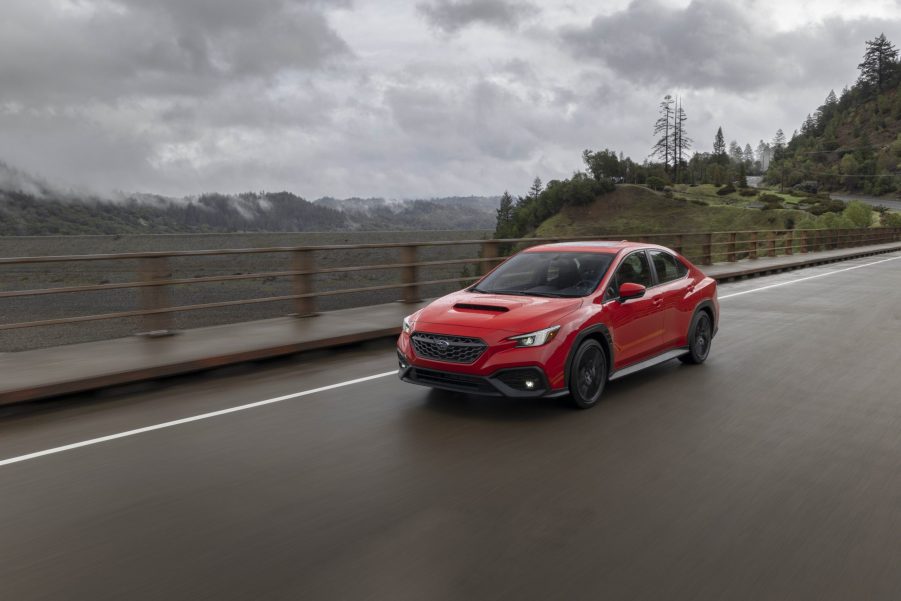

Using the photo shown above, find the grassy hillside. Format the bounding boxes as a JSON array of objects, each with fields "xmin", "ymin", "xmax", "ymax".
[{"xmin": 533, "ymin": 185, "xmax": 808, "ymax": 237}]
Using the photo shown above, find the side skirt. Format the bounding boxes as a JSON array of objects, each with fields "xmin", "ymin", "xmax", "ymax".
[{"xmin": 609, "ymin": 348, "xmax": 689, "ymax": 381}]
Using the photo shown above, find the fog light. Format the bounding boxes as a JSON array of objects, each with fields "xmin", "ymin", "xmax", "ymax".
[{"xmin": 524, "ymin": 380, "xmax": 536, "ymax": 390}]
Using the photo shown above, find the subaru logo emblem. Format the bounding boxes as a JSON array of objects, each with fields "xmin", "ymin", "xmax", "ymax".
[{"xmin": 436, "ymin": 340, "xmax": 451, "ymax": 350}]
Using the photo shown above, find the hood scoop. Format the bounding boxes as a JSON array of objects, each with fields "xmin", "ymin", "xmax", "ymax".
[{"xmin": 453, "ymin": 303, "xmax": 510, "ymax": 313}]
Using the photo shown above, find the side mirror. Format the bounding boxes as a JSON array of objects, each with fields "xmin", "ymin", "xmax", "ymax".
[{"xmin": 618, "ymin": 282, "xmax": 646, "ymax": 302}]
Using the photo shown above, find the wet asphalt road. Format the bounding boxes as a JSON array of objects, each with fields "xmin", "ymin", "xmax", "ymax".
[{"xmin": 2, "ymin": 253, "xmax": 901, "ymax": 601}]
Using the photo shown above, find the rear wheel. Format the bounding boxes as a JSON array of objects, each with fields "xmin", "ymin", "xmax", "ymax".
[
  {"xmin": 568, "ymin": 339, "xmax": 607, "ymax": 409},
  {"xmin": 680, "ymin": 311, "xmax": 712, "ymax": 365}
]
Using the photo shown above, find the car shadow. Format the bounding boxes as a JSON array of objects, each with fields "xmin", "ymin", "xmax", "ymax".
[{"xmin": 416, "ymin": 387, "xmax": 575, "ymax": 422}]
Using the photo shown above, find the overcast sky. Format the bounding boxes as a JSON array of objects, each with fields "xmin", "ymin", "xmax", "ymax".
[{"xmin": 1, "ymin": 0, "xmax": 899, "ymax": 199}]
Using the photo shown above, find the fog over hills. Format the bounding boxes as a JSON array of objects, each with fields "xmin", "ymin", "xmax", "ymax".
[{"xmin": 0, "ymin": 162, "xmax": 498, "ymax": 235}]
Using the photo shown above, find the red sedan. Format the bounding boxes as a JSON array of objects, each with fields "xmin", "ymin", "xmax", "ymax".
[{"xmin": 397, "ymin": 241, "xmax": 719, "ymax": 408}]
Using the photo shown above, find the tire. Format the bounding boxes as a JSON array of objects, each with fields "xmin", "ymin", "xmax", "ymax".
[
  {"xmin": 568, "ymin": 339, "xmax": 608, "ymax": 409},
  {"xmin": 679, "ymin": 311, "xmax": 713, "ymax": 365}
]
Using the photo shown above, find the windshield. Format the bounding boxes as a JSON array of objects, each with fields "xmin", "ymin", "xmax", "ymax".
[{"xmin": 471, "ymin": 252, "xmax": 614, "ymax": 298}]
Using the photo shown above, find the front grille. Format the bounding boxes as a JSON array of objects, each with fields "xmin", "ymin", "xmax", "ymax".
[
  {"xmin": 410, "ymin": 332, "xmax": 488, "ymax": 364},
  {"xmin": 410, "ymin": 368, "xmax": 495, "ymax": 394}
]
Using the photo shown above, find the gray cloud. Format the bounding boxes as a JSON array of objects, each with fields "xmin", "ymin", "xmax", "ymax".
[
  {"xmin": 0, "ymin": 0, "xmax": 350, "ymax": 106},
  {"xmin": 1, "ymin": 0, "xmax": 900, "ymax": 200},
  {"xmin": 417, "ymin": 0, "xmax": 535, "ymax": 33},
  {"xmin": 561, "ymin": 0, "xmax": 898, "ymax": 93}
]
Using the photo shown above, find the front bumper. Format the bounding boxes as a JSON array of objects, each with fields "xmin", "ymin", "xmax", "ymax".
[{"xmin": 397, "ymin": 350, "xmax": 567, "ymax": 398}]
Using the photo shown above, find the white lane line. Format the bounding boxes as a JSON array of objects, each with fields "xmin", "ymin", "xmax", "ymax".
[
  {"xmin": 719, "ymin": 254, "xmax": 901, "ymax": 300},
  {"xmin": 0, "ymin": 371, "xmax": 397, "ymax": 468}
]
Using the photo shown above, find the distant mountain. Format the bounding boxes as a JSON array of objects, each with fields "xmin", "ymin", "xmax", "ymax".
[
  {"xmin": 314, "ymin": 196, "xmax": 500, "ymax": 230},
  {"xmin": 0, "ymin": 162, "xmax": 498, "ymax": 235}
]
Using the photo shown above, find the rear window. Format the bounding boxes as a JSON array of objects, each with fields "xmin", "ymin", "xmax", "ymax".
[{"xmin": 649, "ymin": 250, "xmax": 688, "ymax": 284}]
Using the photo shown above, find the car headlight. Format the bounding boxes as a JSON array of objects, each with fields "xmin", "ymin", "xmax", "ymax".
[
  {"xmin": 402, "ymin": 315, "xmax": 414, "ymax": 334},
  {"xmin": 508, "ymin": 325, "xmax": 561, "ymax": 348}
]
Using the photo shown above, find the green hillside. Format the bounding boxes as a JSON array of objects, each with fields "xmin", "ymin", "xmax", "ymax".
[
  {"xmin": 532, "ymin": 185, "xmax": 807, "ymax": 238},
  {"xmin": 769, "ymin": 34, "xmax": 901, "ymax": 195}
]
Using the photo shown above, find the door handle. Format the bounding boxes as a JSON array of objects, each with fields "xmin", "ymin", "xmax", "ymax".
[
  {"xmin": 686, "ymin": 285, "xmax": 695, "ymax": 293},
  {"xmin": 653, "ymin": 298, "xmax": 663, "ymax": 306}
]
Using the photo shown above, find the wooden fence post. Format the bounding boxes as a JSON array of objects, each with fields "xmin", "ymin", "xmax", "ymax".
[
  {"xmin": 400, "ymin": 245, "xmax": 420, "ymax": 303},
  {"xmin": 481, "ymin": 241, "xmax": 500, "ymax": 275},
  {"xmin": 702, "ymin": 233, "xmax": 713, "ymax": 265},
  {"xmin": 727, "ymin": 232, "xmax": 737, "ymax": 262},
  {"xmin": 800, "ymin": 230, "xmax": 808, "ymax": 254},
  {"xmin": 768, "ymin": 232, "xmax": 776, "ymax": 257},
  {"xmin": 749, "ymin": 231, "xmax": 758, "ymax": 260},
  {"xmin": 673, "ymin": 234, "xmax": 684, "ymax": 256},
  {"xmin": 292, "ymin": 249, "xmax": 317, "ymax": 317},
  {"xmin": 138, "ymin": 256, "xmax": 174, "ymax": 335}
]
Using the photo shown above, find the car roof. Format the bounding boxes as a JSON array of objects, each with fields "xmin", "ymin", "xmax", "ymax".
[{"xmin": 524, "ymin": 240, "xmax": 662, "ymax": 254}]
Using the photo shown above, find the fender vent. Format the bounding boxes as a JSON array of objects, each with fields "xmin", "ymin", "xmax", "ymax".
[{"xmin": 453, "ymin": 303, "xmax": 509, "ymax": 312}]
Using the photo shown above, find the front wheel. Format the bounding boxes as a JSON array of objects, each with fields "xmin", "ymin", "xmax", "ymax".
[
  {"xmin": 680, "ymin": 311, "xmax": 712, "ymax": 365},
  {"xmin": 568, "ymin": 339, "xmax": 607, "ymax": 409}
]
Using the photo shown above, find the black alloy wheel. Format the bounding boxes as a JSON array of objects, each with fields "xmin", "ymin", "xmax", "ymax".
[
  {"xmin": 569, "ymin": 339, "xmax": 607, "ymax": 409},
  {"xmin": 680, "ymin": 312, "xmax": 712, "ymax": 365}
]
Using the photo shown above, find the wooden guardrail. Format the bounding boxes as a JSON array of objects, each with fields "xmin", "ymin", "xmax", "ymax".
[{"xmin": 1, "ymin": 227, "xmax": 899, "ymax": 334}]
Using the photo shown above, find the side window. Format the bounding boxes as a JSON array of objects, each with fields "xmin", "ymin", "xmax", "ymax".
[
  {"xmin": 649, "ymin": 251, "xmax": 688, "ymax": 284},
  {"xmin": 605, "ymin": 252, "xmax": 653, "ymax": 299}
]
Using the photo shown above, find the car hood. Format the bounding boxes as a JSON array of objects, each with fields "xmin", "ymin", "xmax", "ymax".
[{"xmin": 413, "ymin": 291, "xmax": 584, "ymax": 334}]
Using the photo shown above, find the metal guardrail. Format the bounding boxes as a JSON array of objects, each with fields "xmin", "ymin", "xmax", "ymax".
[{"xmin": 1, "ymin": 227, "xmax": 900, "ymax": 333}]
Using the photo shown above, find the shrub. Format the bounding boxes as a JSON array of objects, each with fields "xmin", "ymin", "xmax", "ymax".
[
  {"xmin": 716, "ymin": 183, "xmax": 736, "ymax": 196},
  {"xmin": 646, "ymin": 176, "xmax": 666, "ymax": 191},
  {"xmin": 793, "ymin": 180, "xmax": 819, "ymax": 194},
  {"xmin": 759, "ymin": 193, "xmax": 783, "ymax": 208},
  {"xmin": 690, "ymin": 199, "xmax": 708, "ymax": 206},
  {"xmin": 738, "ymin": 188, "xmax": 758, "ymax": 197},
  {"xmin": 843, "ymin": 200, "xmax": 874, "ymax": 228},
  {"xmin": 807, "ymin": 198, "xmax": 846, "ymax": 215},
  {"xmin": 882, "ymin": 212, "xmax": 901, "ymax": 227}
]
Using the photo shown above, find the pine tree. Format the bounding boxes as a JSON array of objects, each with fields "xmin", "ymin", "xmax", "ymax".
[
  {"xmin": 713, "ymin": 127, "xmax": 727, "ymax": 164},
  {"xmin": 652, "ymin": 96, "xmax": 675, "ymax": 173},
  {"xmin": 672, "ymin": 98, "xmax": 691, "ymax": 183},
  {"xmin": 772, "ymin": 129, "xmax": 787, "ymax": 191},
  {"xmin": 728, "ymin": 140, "xmax": 743, "ymax": 163},
  {"xmin": 772, "ymin": 129, "xmax": 786, "ymax": 152},
  {"xmin": 801, "ymin": 114, "xmax": 815, "ymax": 135},
  {"xmin": 858, "ymin": 33, "xmax": 899, "ymax": 94},
  {"xmin": 494, "ymin": 191, "xmax": 515, "ymax": 237},
  {"xmin": 756, "ymin": 140, "xmax": 771, "ymax": 171},
  {"xmin": 738, "ymin": 162, "xmax": 748, "ymax": 188},
  {"xmin": 528, "ymin": 177, "xmax": 543, "ymax": 201}
]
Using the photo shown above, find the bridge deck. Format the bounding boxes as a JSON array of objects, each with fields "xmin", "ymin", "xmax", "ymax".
[
  {"xmin": 3, "ymin": 250, "xmax": 901, "ymax": 600},
  {"xmin": 2, "ymin": 241, "xmax": 900, "ymax": 405}
]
